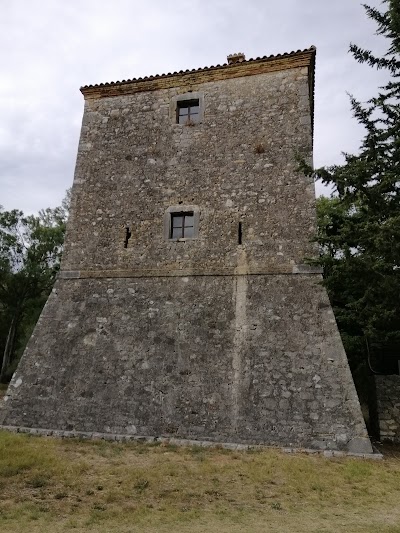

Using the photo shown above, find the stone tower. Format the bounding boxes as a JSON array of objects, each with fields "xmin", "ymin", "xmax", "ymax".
[{"xmin": 0, "ymin": 48, "xmax": 373, "ymax": 453}]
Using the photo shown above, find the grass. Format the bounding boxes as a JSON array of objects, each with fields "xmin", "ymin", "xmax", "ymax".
[{"xmin": 0, "ymin": 431, "xmax": 399, "ymax": 532}]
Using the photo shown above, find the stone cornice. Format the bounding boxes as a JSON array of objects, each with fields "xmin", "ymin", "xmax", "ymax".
[
  {"xmin": 58, "ymin": 264, "xmax": 323, "ymax": 280},
  {"xmin": 81, "ymin": 48, "xmax": 316, "ymax": 101}
]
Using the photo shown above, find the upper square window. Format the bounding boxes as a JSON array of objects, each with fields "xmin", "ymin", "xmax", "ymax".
[
  {"xmin": 170, "ymin": 93, "xmax": 204, "ymax": 125},
  {"xmin": 170, "ymin": 212, "xmax": 194, "ymax": 238},
  {"xmin": 177, "ymin": 99, "xmax": 200, "ymax": 124}
]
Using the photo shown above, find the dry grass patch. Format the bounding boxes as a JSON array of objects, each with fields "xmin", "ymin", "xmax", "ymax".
[{"xmin": 0, "ymin": 431, "xmax": 400, "ymax": 532}]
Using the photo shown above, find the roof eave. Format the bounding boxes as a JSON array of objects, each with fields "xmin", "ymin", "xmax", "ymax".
[{"xmin": 80, "ymin": 47, "xmax": 316, "ymax": 104}]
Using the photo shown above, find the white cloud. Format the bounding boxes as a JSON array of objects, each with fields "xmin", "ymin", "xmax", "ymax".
[{"xmin": 0, "ymin": 0, "xmax": 391, "ymax": 212}]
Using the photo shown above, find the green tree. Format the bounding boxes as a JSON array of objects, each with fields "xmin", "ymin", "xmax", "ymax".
[
  {"xmin": 311, "ymin": 0, "xmax": 400, "ymax": 376},
  {"xmin": 0, "ymin": 192, "xmax": 69, "ymax": 382}
]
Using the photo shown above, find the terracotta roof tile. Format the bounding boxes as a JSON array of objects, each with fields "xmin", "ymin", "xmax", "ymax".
[{"xmin": 80, "ymin": 46, "xmax": 316, "ymax": 90}]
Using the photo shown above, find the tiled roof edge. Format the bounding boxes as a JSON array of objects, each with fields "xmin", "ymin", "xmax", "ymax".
[{"xmin": 80, "ymin": 46, "xmax": 316, "ymax": 91}]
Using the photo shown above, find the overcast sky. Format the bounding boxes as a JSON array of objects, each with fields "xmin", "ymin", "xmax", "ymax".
[{"xmin": 0, "ymin": 0, "xmax": 390, "ymax": 214}]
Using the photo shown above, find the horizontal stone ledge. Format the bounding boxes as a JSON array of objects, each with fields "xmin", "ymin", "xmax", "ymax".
[
  {"xmin": 0, "ymin": 425, "xmax": 381, "ymax": 460},
  {"xmin": 58, "ymin": 264, "xmax": 323, "ymax": 280},
  {"xmin": 81, "ymin": 52, "xmax": 314, "ymax": 100}
]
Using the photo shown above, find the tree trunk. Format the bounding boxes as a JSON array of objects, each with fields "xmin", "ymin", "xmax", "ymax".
[{"xmin": 0, "ymin": 315, "xmax": 17, "ymax": 383}]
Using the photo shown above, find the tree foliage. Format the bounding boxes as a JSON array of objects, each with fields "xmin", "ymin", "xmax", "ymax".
[
  {"xmin": 312, "ymin": 0, "xmax": 400, "ymax": 375},
  {"xmin": 0, "ymin": 192, "xmax": 69, "ymax": 382}
]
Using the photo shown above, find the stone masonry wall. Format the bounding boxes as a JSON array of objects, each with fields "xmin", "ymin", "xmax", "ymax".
[
  {"xmin": 0, "ymin": 56, "xmax": 372, "ymax": 453},
  {"xmin": 62, "ymin": 67, "xmax": 316, "ymax": 274},
  {"xmin": 2, "ymin": 275, "xmax": 369, "ymax": 451},
  {"xmin": 375, "ymin": 375, "xmax": 400, "ymax": 443}
]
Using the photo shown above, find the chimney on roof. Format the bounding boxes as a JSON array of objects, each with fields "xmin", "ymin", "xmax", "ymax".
[{"xmin": 227, "ymin": 52, "xmax": 246, "ymax": 65}]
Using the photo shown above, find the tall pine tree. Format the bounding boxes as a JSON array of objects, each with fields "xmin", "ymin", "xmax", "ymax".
[{"xmin": 313, "ymin": 0, "xmax": 400, "ymax": 377}]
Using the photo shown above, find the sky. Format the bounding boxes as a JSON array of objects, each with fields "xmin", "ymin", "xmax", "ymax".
[{"xmin": 0, "ymin": 0, "xmax": 390, "ymax": 214}]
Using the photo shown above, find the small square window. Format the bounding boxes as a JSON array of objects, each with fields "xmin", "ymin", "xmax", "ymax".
[
  {"xmin": 177, "ymin": 100, "xmax": 200, "ymax": 124},
  {"xmin": 170, "ymin": 212, "xmax": 194, "ymax": 238},
  {"xmin": 164, "ymin": 205, "xmax": 200, "ymax": 241},
  {"xmin": 170, "ymin": 93, "xmax": 204, "ymax": 125}
]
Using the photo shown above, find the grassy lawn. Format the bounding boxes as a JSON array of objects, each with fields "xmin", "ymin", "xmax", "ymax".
[{"xmin": 0, "ymin": 431, "xmax": 399, "ymax": 532}]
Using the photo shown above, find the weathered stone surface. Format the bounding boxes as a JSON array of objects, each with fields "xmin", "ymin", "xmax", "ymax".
[
  {"xmin": 0, "ymin": 50, "xmax": 372, "ymax": 453},
  {"xmin": 375, "ymin": 375, "xmax": 400, "ymax": 443},
  {"xmin": 1, "ymin": 273, "xmax": 371, "ymax": 451}
]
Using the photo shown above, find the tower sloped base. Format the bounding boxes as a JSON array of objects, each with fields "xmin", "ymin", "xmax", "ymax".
[{"xmin": 0, "ymin": 274, "xmax": 372, "ymax": 454}]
